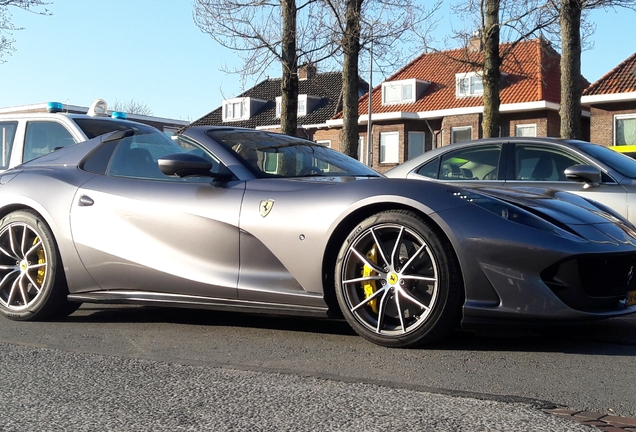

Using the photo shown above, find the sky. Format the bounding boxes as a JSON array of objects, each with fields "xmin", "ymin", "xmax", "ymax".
[{"xmin": 0, "ymin": 1, "xmax": 634, "ymax": 122}]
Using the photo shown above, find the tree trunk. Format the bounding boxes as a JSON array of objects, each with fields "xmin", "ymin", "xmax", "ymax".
[
  {"xmin": 340, "ymin": 0, "xmax": 363, "ymax": 159},
  {"xmin": 481, "ymin": 0, "xmax": 501, "ymax": 138},
  {"xmin": 559, "ymin": 0, "xmax": 582, "ymax": 139},
  {"xmin": 280, "ymin": 0, "xmax": 298, "ymax": 136}
]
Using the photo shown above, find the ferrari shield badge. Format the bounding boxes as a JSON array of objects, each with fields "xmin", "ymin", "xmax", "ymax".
[{"xmin": 259, "ymin": 199, "xmax": 275, "ymax": 217}]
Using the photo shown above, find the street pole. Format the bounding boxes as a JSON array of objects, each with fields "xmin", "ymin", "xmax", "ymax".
[{"xmin": 366, "ymin": 35, "xmax": 373, "ymax": 167}]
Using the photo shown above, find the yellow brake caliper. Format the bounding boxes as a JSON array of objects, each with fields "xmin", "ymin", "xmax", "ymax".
[
  {"xmin": 362, "ymin": 245, "xmax": 378, "ymax": 313},
  {"xmin": 34, "ymin": 237, "xmax": 46, "ymax": 286}
]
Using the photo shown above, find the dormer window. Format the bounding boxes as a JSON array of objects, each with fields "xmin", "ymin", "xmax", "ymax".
[
  {"xmin": 381, "ymin": 79, "xmax": 429, "ymax": 105},
  {"xmin": 222, "ymin": 97, "xmax": 267, "ymax": 122},
  {"xmin": 276, "ymin": 94, "xmax": 321, "ymax": 118},
  {"xmin": 456, "ymin": 72, "xmax": 483, "ymax": 97}
]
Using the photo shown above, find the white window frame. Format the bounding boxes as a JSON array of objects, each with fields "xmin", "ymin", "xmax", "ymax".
[
  {"xmin": 276, "ymin": 94, "xmax": 312, "ymax": 118},
  {"xmin": 455, "ymin": 72, "xmax": 483, "ymax": 97},
  {"xmin": 358, "ymin": 136, "xmax": 365, "ymax": 164},
  {"xmin": 315, "ymin": 139, "xmax": 331, "ymax": 148},
  {"xmin": 380, "ymin": 131, "xmax": 399, "ymax": 164},
  {"xmin": 614, "ymin": 114, "xmax": 636, "ymax": 145},
  {"xmin": 515, "ymin": 124, "xmax": 537, "ymax": 137},
  {"xmin": 222, "ymin": 98, "xmax": 249, "ymax": 122},
  {"xmin": 407, "ymin": 131, "xmax": 425, "ymax": 160},
  {"xmin": 382, "ymin": 79, "xmax": 416, "ymax": 105},
  {"xmin": 451, "ymin": 126, "xmax": 472, "ymax": 143}
]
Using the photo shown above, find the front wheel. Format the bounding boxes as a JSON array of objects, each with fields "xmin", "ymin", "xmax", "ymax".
[
  {"xmin": 334, "ymin": 210, "xmax": 462, "ymax": 348},
  {"xmin": 0, "ymin": 210, "xmax": 79, "ymax": 321}
]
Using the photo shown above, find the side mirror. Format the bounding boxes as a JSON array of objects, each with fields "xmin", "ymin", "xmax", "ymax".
[
  {"xmin": 158, "ymin": 153, "xmax": 232, "ymax": 180},
  {"xmin": 564, "ymin": 164, "xmax": 602, "ymax": 189}
]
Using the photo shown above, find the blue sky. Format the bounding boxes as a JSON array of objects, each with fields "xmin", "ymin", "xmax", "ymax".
[{"xmin": 0, "ymin": 1, "xmax": 634, "ymax": 122}]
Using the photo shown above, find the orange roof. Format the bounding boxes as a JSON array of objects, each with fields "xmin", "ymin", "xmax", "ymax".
[
  {"xmin": 583, "ymin": 52, "xmax": 636, "ymax": 96},
  {"xmin": 350, "ymin": 38, "xmax": 563, "ymax": 118}
]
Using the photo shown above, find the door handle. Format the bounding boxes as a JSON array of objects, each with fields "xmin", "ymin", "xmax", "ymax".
[{"xmin": 78, "ymin": 195, "xmax": 94, "ymax": 206}]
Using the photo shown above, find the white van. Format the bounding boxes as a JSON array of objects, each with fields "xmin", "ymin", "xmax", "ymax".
[{"xmin": 0, "ymin": 100, "xmax": 162, "ymax": 171}]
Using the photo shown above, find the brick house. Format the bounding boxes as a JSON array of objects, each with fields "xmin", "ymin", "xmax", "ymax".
[
  {"xmin": 582, "ymin": 52, "xmax": 636, "ymax": 147},
  {"xmin": 318, "ymin": 38, "xmax": 589, "ymax": 173},
  {"xmin": 186, "ymin": 64, "xmax": 368, "ymax": 143}
]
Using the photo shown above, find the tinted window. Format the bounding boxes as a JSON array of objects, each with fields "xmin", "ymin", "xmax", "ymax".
[
  {"xmin": 24, "ymin": 121, "xmax": 76, "ymax": 162},
  {"xmin": 515, "ymin": 145, "xmax": 585, "ymax": 181},
  {"xmin": 93, "ymin": 131, "xmax": 220, "ymax": 182},
  {"xmin": 416, "ymin": 157, "xmax": 440, "ymax": 179},
  {"xmin": 0, "ymin": 121, "xmax": 17, "ymax": 169},
  {"xmin": 206, "ymin": 129, "xmax": 379, "ymax": 178},
  {"xmin": 438, "ymin": 145, "xmax": 501, "ymax": 181}
]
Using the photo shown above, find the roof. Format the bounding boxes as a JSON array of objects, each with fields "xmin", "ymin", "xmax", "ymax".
[
  {"xmin": 583, "ymin": 52, "xmax": 636, "ymax": 96},
  {"xmin": 348, "ymin": 38, "xmax": 566, "ymax": 118},
  {"xmin": 188, "ymin": 72, "xmax": 367, "ymax": 129}
]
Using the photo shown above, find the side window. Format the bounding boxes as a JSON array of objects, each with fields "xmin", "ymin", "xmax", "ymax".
[
  {"xmin": 24, "ymin": 121, "xmax": 76, "ymax": 162},
  {"xmin": 515, "ymin": 145, "xmax": 584, "ymax": 181},
  {"xmin": 0, "ymin": 121, "xmax": 18, "ymax": 170},
  {"xmin": 438, "ymin": 145, "xmax": 502, "ymax": 181},
  {"xmin": 82, "ymin": 133, "xmax": 221, "ymax": 182},
  {"xmin": 416, "ymin": 157, "xmax": 440, "ymax": 179}
]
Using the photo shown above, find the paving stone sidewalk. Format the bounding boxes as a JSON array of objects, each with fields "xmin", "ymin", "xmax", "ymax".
[{"xmin": 547, "ymin": 409, "xmax": 636, "ymax": 431}]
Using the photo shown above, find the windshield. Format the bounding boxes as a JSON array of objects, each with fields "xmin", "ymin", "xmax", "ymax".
[
  {"xmin": 73, "ymin": 118, "xmax": 160, "ymax": 139},
  {"xmin": 205, "ymin": 129, "xmax": 380, "ymax": 178},
  {"xmin": 574, "ymin": 141, "xmax": 636, "ymax": 179}
]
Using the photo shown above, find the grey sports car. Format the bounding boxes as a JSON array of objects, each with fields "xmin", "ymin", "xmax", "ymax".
[{"xmin": 1, "ymin": 126, "xmax": 636, "ymax": 348}]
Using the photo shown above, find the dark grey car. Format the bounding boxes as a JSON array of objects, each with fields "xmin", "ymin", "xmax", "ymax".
[
  {"xmin": 0, "ymin": 127, "xmax": 635, "ymax": 348},
  {"xmin": 385, "ymin": 137, "xmax": 636, "ymax": 225}
]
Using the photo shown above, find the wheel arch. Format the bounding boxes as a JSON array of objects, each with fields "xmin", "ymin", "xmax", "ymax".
[{"xmin": 321, "ymin": 202, "xmax": 464, "ymax": 317}]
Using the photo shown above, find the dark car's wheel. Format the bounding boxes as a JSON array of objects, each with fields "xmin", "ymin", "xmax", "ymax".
[
  {"xmin": 0, "ymin": 210, "xmax": 79, "ymax": 321},
  {"xmin": 335, "ymin": 210, "xmax": 462, "ymax": 348}
]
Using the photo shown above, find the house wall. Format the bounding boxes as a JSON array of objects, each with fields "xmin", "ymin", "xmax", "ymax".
[
  {"xmin": 440, "ymin": 114, "xmax": 481, "ymax": 146},
  {"xmin": 588, "ymin": 102, "xmax": 636, "ymax": 146}
]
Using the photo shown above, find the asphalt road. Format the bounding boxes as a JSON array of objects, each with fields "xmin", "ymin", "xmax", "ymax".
[{"xmin": 1, "ymin": 304, "xmax": 635, "ymax": 431}]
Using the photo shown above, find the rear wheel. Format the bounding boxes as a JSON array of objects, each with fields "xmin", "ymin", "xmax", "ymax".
[
  {"xmin": 0, "ymin": 210, "xmax": 79, "ymax": 321},
  {"xmin": 335, "ymin": 210, "xmax": 462, "ymax": 348}
]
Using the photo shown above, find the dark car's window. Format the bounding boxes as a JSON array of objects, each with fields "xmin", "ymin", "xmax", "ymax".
[
  {"xmin": 82, "ymin": 131, "xmax": 219, "ymax": 182},
  {"xmin": 0, "ymin": 121, "xmax": 17, "ymax": 169},
  {"xmin": 416, "ymin": 157, "xmax": 440, "ymax": 178},
  {"xmin": 514, "ymin": 145, "xmax": 585, "ymax": 181},
  {"xmin": 23, "ymin": 121, "xmax": 76, "ymax": 162},
  {"xmin": 206, "ymin": 129, "xmax": 379, "ymax": 178},
  {"xmin": 72, "ymin": 118, "xmax": 159, "ymax": 139},
  {"xmin": 433, "ymin": 145, "xmax": 502, "ymax": 181}
]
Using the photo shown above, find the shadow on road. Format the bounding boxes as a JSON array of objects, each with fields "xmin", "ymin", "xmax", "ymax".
[{"xmin": 61, "ymin": 304, "xmax": 636, "ymax": 355}]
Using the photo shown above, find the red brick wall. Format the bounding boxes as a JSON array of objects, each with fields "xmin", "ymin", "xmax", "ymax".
[{"xmin": 589, "ymin": 102, "xmax": 636, "ymax": 146}]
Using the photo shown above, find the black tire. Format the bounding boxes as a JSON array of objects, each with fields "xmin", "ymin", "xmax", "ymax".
[
  {"xmin": 334, "ymin": 210, "xmax": 463, "ymax": 348},
  {"xmin": 0, "ymin": 210, "xmax": 79, "ymax": 321}
]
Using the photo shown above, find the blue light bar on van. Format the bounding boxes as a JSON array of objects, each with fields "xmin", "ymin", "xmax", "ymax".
[
  {"xmin": 47, "ymin": 102, "xmax": 64, "ymax": 113},
  {"xmin": 111, "ymin": 111, "xmax": 127, "ymax": 119}
]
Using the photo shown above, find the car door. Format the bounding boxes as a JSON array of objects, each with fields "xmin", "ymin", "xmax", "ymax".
[
  {"xmin": 69, "ymin": 132, "xmax": 244, "ymax": 299},
  {"xmin": 504, "ymin": 142, "xmax": 629, "ymax": 217}
]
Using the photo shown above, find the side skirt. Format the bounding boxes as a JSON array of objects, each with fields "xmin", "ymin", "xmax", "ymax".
[{"xmin": 67, "ymin": 291, "xmax": 330, "ymax": 318}]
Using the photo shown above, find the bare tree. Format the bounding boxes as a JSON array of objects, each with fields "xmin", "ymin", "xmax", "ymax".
[
  {"xmin": 447, "ymin": 0, "xmax": 556, "ymax": 138},
  {"xmin": 113, "ymin": 99, "xmax": 153, "ymax": 116},
  {"xmin": 194, "ymin": 0, "xmax": 335, "ymax": 136},
  {"xmin": 0, "ymin": 0, "xmax": 50, "ymax": 62},
  {"xmin": 547, "ymin": 0, "xmax": 636, "ymax": 139},
  {"xmin": 320, "ymin": 0, "xmax": 442, "ymax": 158}
]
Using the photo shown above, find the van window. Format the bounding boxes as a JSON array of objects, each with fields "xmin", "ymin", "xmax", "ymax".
[
  {"xmin": 24, "ymin": 121, "xmax": 76, "ymax": 162},
  {"xmin": 0, "ymin": 121, "xmax": 17, "ymax": 169}
]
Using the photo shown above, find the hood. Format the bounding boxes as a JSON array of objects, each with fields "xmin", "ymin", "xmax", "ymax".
[{"xmin": 467, "ymin": 185, "xmax": 630, "ymax": 226}]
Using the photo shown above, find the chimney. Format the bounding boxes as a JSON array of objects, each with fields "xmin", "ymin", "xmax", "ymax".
[
  {"xmin": 299, "ymin": 63, "xmax": 317, "ymax": 80},
  {"xmin": 469, "ymin": 30, "xmax": 482, "ymax": 52}
]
